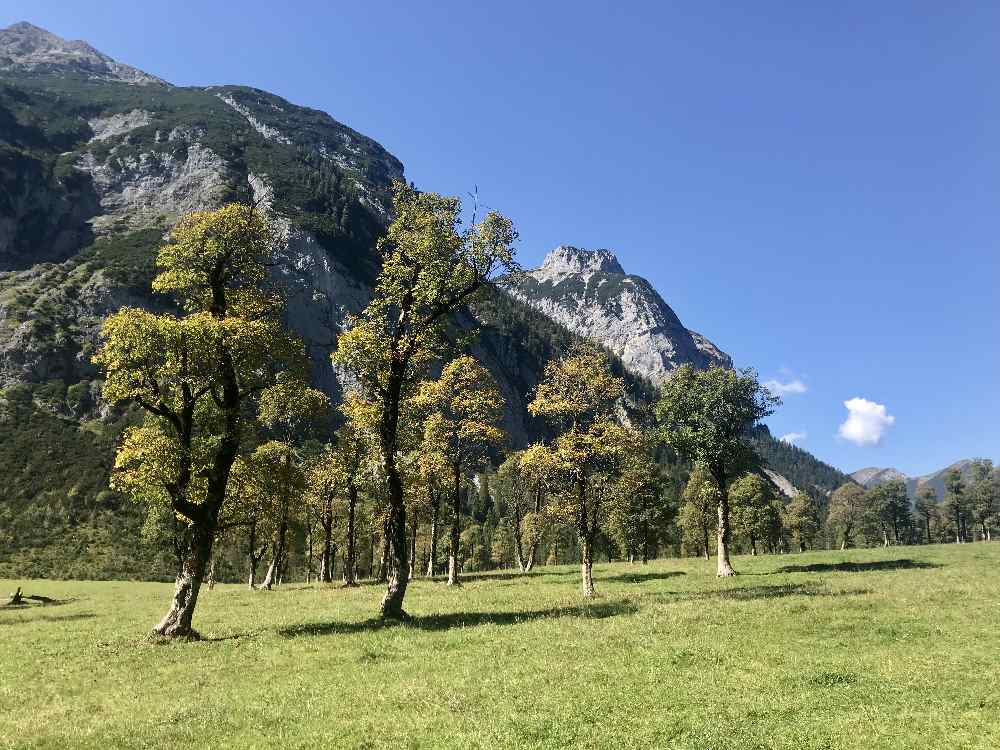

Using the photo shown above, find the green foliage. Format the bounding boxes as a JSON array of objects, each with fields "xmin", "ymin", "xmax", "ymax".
[
  {"xmin": 0, "ymin": 386, "xmax": 174, "ymax": 579},
  {"xmin": 826, "ymin": 483, "xmax": 868, "ymax": 549},
  {"xmin": 678, "ymin": 465, "xmax": 719, "ymax": 558},
  {"xmin": 783, "ymin": 492, "xmax": 822, "ymax": 551},
  {"xmin": 729, "ymin": 472, "xmax": 782, "ymax": 554},
  {"xmin": 656, "ymin": 365, "xmax": 779, "ymax": 487},
  {"xmin": 750, "ymin": 424, "xmax": 849, "ymax": 496}
]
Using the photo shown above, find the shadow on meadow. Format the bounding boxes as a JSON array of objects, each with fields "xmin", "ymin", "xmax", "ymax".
[
  {"xmin": 602, "ymin": 570, "xmax": 686, "ymax": 584},
  {"xmin": 432, "ymin": 569, "xmax": 580, "ymax": 584},
  {"xmin": 659, "ymin": 582, "xmax": 872, "ymax": 602},
  {"xmin": 775, "ymin": 558, "xmax": 940, "ymax": 575},
  {"xmin": 0, "ymin": 611, "xmax": 97, "ymax": 626},
  {"xmin": 278, "ymin": 599, "xmax": 639, "ymax": 638}
]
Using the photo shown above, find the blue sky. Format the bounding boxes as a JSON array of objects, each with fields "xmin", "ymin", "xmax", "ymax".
[{"xmin": 6, "ymin": 2, "xmax": 999, "ymax": 476}]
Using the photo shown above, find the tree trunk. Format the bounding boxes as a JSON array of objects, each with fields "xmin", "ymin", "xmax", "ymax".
[
  {"xmin": 702, "ymin": 529, "xmax": 711, "ymax": 560},
  {"xmin": 246, "ymin": 519, "xmax": 266, "ymax": 590},
  {"xmin": 576, "ymin": 475, "xmax": 597, "ymax": 597},
  {"xmin": 206, "ymin": 553, "xmax": 216, "ymax": 591},
  {"xmin": 376, "ymin": 516, "xmax": 390, "ymax": 584},
  {"xmin": 925, "ymin": 517, "xmax": 931, "ymax": 545},
  {"xmin": 512, "ymin": 501, "xmax": 527, "ymax": 573},
  {"xmin": 343, "ymin": 484, "xmax": 359, "ymax": 586},
  {"xmin": 581, "ymin": 536, "xmax": 595, "ymax": 598},
  {"xmin": 524, "ymin": 487, "xmax": 542, "ymax": 572},
  {"xmin": 320, "ymin": 497, "xmax": 334, "ymax": 583},
  {"xmin": 408, "ymin": 501, "xmax": 418, "ymax": 581},
  {"xmin": 750, "ymin": 535, "xmax": 757, "ymax": 556},
  {"xmin": 378, "ymin": 466, "xmax": 410, "ymax": 619},
  {"xmin": 447, "ymin": 464, "xmax": 462, "ymax": 586},
  {"xmin": 368, "ymin": 530, "xmax": 375, "ymax": 580},
  {"xmin": 381, "ymin": 444, "xmax": 410, "ymax": 620},
  {"xmin": 714, "ymin": 475, "xmax": 736, "ymax": 577},
  {"xmin": 260, "ymin": 513, "xmax": 288, "ymax": 590},
  {"xmin": 426, "ymin": 488, "xmax": 439, "ymax": 577},
  {"xmin": 153, "ymin": 522, "xmax": 214, "ymax": 638}
]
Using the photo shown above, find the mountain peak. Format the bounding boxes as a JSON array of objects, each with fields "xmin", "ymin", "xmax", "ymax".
[
  {"xmin": 0, "ymin": 21, "xmax": 166, "ymax": 85},
  {"xmin": 509, "ymin": 244, "xmax": 732, "ymax": 383},
  {"xmin": 537, "ymin": 245, "xmax": 625, "ymax": 280}
]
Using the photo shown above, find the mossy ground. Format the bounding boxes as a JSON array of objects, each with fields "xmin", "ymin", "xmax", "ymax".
[{"xmin": 2, "ymin": 543, "xmax": 998, "ymax": 749}]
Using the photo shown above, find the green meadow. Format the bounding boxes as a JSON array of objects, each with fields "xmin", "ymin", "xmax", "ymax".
[{"xmin": 2, "ymin": 543, "xmax": 998, "ymax": 750}]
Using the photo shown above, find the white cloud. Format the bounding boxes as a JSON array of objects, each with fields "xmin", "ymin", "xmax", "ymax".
[
  {"xmin": 764, "ymin": 378, "xmax": 808, "ymax": 396},
  {"xmin": 837, "ymin": 397, "xmax": 895, "ymax": 446},
  {"xmin": 780, "ymin": 431, "xmax": 807, "ymax": 444}
]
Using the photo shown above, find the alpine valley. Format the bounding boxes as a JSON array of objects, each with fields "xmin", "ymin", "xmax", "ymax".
[{"xmin": 0, "ymin": 22, "xmax": 848, "ymax": 578}]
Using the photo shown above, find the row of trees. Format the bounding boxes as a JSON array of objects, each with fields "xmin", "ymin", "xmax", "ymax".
[
  {"xmin": 97, "ymin": 183, "xmax": 994, "ymax": 639},
  {"xmin": 826, "ymin": 463, "xmax": 999, "ymax": 548}
]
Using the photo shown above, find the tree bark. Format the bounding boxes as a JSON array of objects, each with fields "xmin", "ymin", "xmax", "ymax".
[
  {"xmin": 576, "ymin": 475, "xmax": 597, "ymax": 597},
  {"xmin": 206, "ymin": 553, "xmax": 216, "ymax": 591},
  {"xmin": 320, "ymin": 496, "xmax": 334, "ymax": 583},
  {"xmin": 447, "ymin": 463, "xmax": 462, "ymax": 586},
  {"xmin": 714, "ymin": 472, "xmax": 736, "ymax": 577},
  {"xmin": 524, "ymin": 486, "xmax": 543, "ymax": 572},
  {"xmin": 641, "ymin": 517, "xmax": 649, "ymax": 565},
  {"xmin": 426, "ymin": 487, "xmax": 440, "ymax": 577},
  {"xmin": 153, "ymin": 521, "xmax": 214, "ymax": 638},
  {"xmin": 260, "ymin": 512, "xmax": 288, "ymax": 590},
  {"xmin": 377, "ymin": 529, "xmax": 390, "ymax": 584},
  {"xmin": 343, "ymin": 484, "xmax": 359, "ymax": 586},
  {"xmin": 512, "ymin": 499, "xmax": 527, "ymax": 573},
  {"xmin": 581, "ymin": 535, "xmax": 595, "ymax": 597},
  {"xmin": 246, "ymin": 519, "xmax": 268, "ymax": 590},
  {"xmin": 379, "ymin": 467, "xmax": 410, "ymax": 618},
  {"xmin": 408, "ymin": 500, "xmax": 418, "ymax": 580}
]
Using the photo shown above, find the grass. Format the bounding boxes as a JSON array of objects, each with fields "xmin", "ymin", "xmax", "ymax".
[{"xmin": 1, "ymin": 543, "xmax": 999, "ymax": 749}]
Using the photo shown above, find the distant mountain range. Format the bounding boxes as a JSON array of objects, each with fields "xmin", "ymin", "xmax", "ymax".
[{"xmin": 850, "ymin": 459, "xmax": 989, "ymax": 500}]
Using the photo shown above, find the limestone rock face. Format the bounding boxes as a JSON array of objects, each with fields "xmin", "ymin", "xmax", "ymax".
[
  {"xmin": 0, "ymin": 22, "xmax": 167, "ymax": 85},
  {"xmin": 508, "ymin": 245, "xmax": 732, "ymax": 384}
]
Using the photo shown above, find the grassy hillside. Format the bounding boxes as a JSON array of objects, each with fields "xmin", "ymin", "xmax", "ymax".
[{"xmin": 2, "ymin": 543, "xmax": 998, "ymax": 749}]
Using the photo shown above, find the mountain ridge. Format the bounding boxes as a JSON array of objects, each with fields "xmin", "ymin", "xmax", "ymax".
[
  {"xmin": 0, "ymin": 22, "xmax": 850, "ymax": 578},
  {"xmin": 850, "ymin": 459, "xmax": 991, "ymax": 500},
  {"xmin": 508, "ymin": 245, "xmax": 732, "ymax": 385}
]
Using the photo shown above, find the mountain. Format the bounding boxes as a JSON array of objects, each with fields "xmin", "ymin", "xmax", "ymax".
[
  {"xmin": 0, "ymin": 21, "xmax": 166, "ymax": 86},
  {"xmin": 508, "ymin": 245, "xmax": 731, "ymax": 385},
  {"xmin": 0, "ymin": 23, "xmax": 847, "ymax": 578},
  {"xmin": 851, "ymin": 459, "xmax": 991, "ymax": 500}
]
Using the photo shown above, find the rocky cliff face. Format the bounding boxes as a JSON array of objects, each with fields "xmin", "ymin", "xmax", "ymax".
[
  {"xmin": 0, "ymin": 22, "xmax": 166, "ymax": 85},
  {"xmin": 508, "ymin": 245, "xmax": 732, "ymax": 384}
]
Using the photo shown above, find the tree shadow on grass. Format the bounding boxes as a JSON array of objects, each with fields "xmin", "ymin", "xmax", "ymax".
[
  {"xmin": 774, "ymin": 559, "xmax": 940, "ymax": 575},
  {"xmin": 0, "ymin": 611, "xmax": 97, "ymax": 626},
  {"xmin": 277, "ymin": 599, "xmax": 638, "ymax": 638},
  {"xmin": 602, "ymin": 571, "xmax": 686, "ymax": 584},
  {"xmin": 657, "ymin": 583, "xmax": 872, "ymax": 603},
  {"xmin": 447, "ymin": 569, "xmax": 579, "ymax": 584}
]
